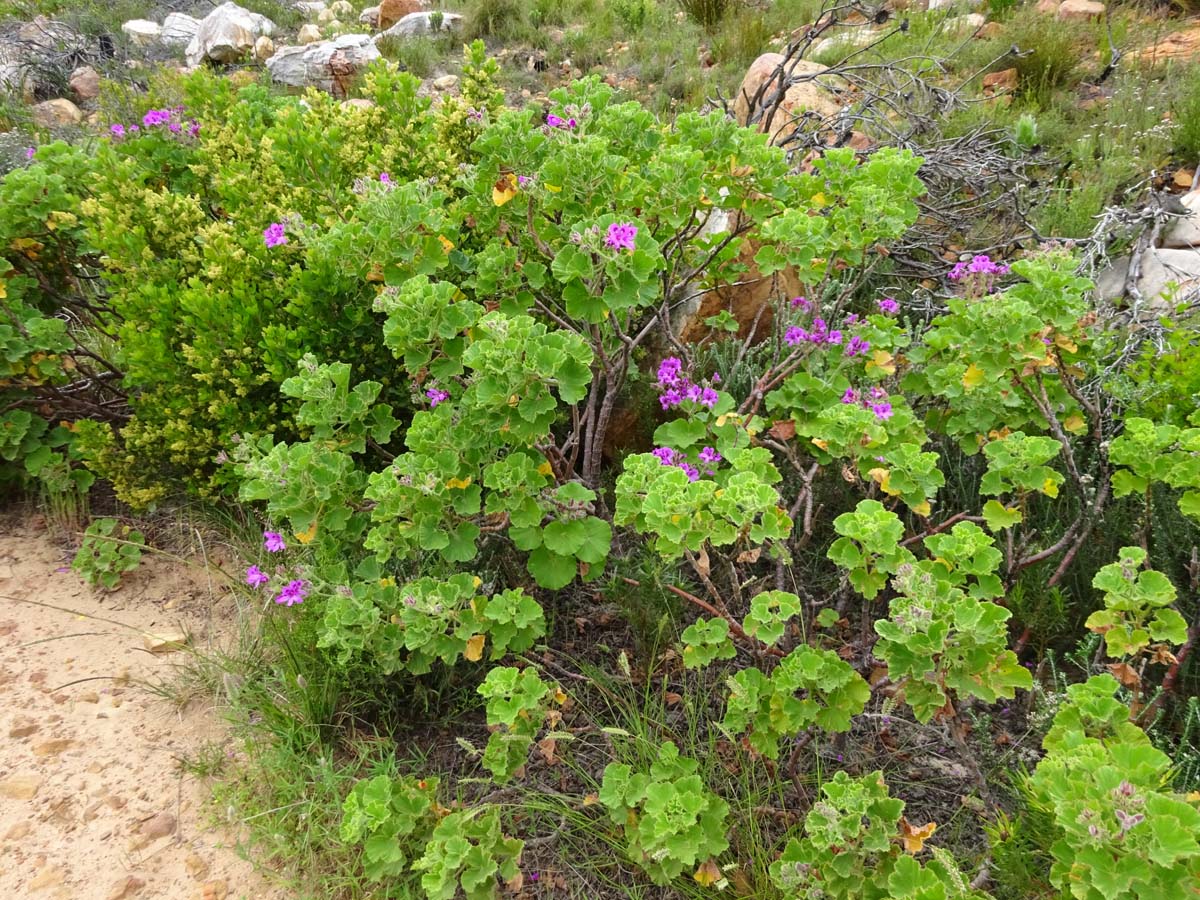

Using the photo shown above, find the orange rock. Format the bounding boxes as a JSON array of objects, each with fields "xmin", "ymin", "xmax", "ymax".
[
  {"xmin": 1035, "ymin": 0, "xmax": 1060, "ymax": 13},
  {"xmin": 982, "ymin": 67, "xmax": 1018, "ymax": 96},
  {"xmin": 1132, "ymin": 26, "xmax": 1200, "ymax": 65},
  {"xmin": 733, "ymin": 52, "xmax": 842, "ymax": 144},
  {"xmin": 378, "ymin": 0, "xmax": 422, "ymax": 30},
  {"xmin": 1057, "ymin": 0, "xmax": 1104, "ymax": 19}
]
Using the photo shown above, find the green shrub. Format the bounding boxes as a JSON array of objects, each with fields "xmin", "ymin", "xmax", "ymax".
[{"xmin": 72, "ymin": 517, "xmax": 144, "ymax": 589}]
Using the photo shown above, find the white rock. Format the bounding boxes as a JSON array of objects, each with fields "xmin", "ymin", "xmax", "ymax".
[
  {"xmin": 432, "ymin": 73, "xmax": 458, "ymax": 90},
  {"xmin": 32, "ymin": 98, "xmax": 83, "ymax": 127},
  {"xmin": 294, "ymin": 0, "xmax": 327, "ymax": 14},
  {"xmin": 185, "ymin": 2, "xmax": 277, "ymax": 66},
  {"xmin": 318, "ymin": 7, "xmax": 336, "ymax": 22},
  {"xmin": 266, "ymin": 33, "xmax": 381, "ymax": 92},
  {"xmin": 373, "ymin": 10, "xmax": 463, "ymax": 38},
  {"xmin": 298, "ymin": 23, "xmax": 322, "ymax": 43},
  {"xmin": 946, "ymin": 12, "xmax": 987, "ymax": 31},
  {"xmin": 359, "ymin": 5, "xmax": 380, "ymax": 26},
  {"xmin": 1135, "ymin": 247, "xmax": 1200, "ymax": 304},
  {"xmin": 928, "ymin": 0, "xmax": 982, "ymax": 8},
  {"xmin": 143, "ymin": 631, "xmax": 189, "ymax": 653},
  {"xmin": 161, "ymin": 13, "xmax": 201, "ymax": 46},
  {"xmin": 121, "ymin": 19, "xmax": 162, "ymax": 46},
  {"xmin": 1163, "ymin": 191, "xmax": 1200, "ymax": 249},
  {"xmin": 330, "ymin": 0, "xmax": 353, "ymax": 15}
]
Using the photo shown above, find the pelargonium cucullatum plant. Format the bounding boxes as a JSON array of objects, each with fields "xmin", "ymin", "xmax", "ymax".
[{"xmin": 6, "ymin": 47, "xmax": 1200, "ymax": 900}]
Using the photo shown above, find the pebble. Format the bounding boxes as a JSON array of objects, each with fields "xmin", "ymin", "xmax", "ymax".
[{"xmin": 0, "ymin": 774, "xmax": 43, "ymax": 800}]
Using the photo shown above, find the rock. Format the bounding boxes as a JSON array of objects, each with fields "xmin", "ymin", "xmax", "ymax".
[
  {"xmin": 360, "ymin": 5, "xmax": 380, "ymax": 26},
  {"xmin": 143, "ymin": 630, "xmax": 188, "ymax": 653},
  {"xmin": 69, "ymin": 65, "xmax": 100, "ymax": 100},
  {"xmin": 294, "ymin": 0, "xmax": 327, "ymax": 14},
  {"xmin": 253, "ymin": 35, "xmax": 275, "ymax": 61},
  {"xmin": 928, "ymin": 0, "xmax": 981, "ymax": 7},
  {"xmin": 122, "ymin": 19, "xmax": 162, "ymax": 46},
  {"xmin": 318, "ymin": 7, "xmax": 336, "ymax": 22},
  {"xmin": 330, "ymin": 0, "xmax": 354, "ymax": 15},
  {"xmin": 32, "ymin": 98, "xmax": 83, "ymax": 127},
  {"xmin": 812, "ymin": 28, "xmax": 881, "ymax": 59},
  {"xmin": 1057, "ymin": 0, "xmax": 1104, "ymax": 18},
  {"xmin": 107, "ymin": 876, "xmax": 145, "ymax": 900},
  {"xmin": 9, "ymin": 719, "xmax": 38, "ymax": 738},
  {"xmin": 0, "ymin": 774, "xmax": 43, "ymax": 800},
  {"xmin": 732, "ymin": 52, "xmax": 841, "ymax": 145},
  {"xmin": 982, "ymin": 67, "xmax": 1017, "ymax": 95},
  {"xmin": 17, "ymin": 16, "xmax": 82, "ymax": 51},
  {"xmin": 161, "ymin": 13, "xmax": 202, "ymax": 46},
  {"xmin": 374, "ymin": 11, "xmax": 463, "ymax": 38},
  {"xmin": 1135, "ymin": 25, "xmax": 1200, "ymax": 64},
  {"xmin": 267, "ymin": 33, "xmax": 381, "ymax": 93},
  {"xmin": 139, "ymin": 812, "xmax": 177, "ymax": 840},
  {"xmin": 341, "ymin": 97, "xmax": 376, "ymax": 109},
  {"xmin": 29, "ymin": 867, "xmax": 64, "ymax": 891},
  {"xmin": 3, "ymin": 821, "xmax": 31, "ymax": 841},
  {"xmin": 1163, "ymin": 191, "xmax": 1200, "ymax": 249},
  {"xmin": 186, "ymin": 2, "xmax": 277, "ymax": 67},
  {"xmin": 32, "ymin": 738, "xmax": 74, "ymax": 757},
  {"xmin": 185, "ymin": 853, "xmax": 209, "ymax": 880},
  {"xmin": 1035, "ymin": 0, "xmax": 1060, "ymax": 12},
  {"xmin": 432, "ymin": 74, "xmax": 458, "ymax": 90},
  {"xmin": 1134, "ymin": 247, "xmax": 1200, "ymax": 304},
  {"xmin": 298, "ymin": 23, "xmax": 322, "ymax": 44},
  {"xmin": 946, "ymin": 13, "xmax": 986, "ymax": 32},
  {"xmin": 201, "ymin": 881, "xmax": 229, "ymax": 900},
  {"xmin": 379, "ymin": 0, "xmax": 423, "ymax": 30},
  {"xmin": 977, "ymin": 20, "xmax": 1003, "ymax": 38},
  {"xmin": 328, "ymin": 19, "xmax": 344, "ymax": 29}
]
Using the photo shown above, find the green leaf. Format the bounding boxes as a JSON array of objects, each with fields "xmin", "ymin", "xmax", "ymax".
[
  {"xmin": 527, "ymin": 546, "xmax": 576, "ymax": 589},
  {"xmin": 982, "ymin": 499, "xmax": 1023, "ymax": 531}
]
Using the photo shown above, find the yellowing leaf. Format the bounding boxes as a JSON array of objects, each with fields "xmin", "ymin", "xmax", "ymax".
[
  {"xmin": 492, "ymin": 172, "xmax": 518, "ymax": 206},
  {"xmin": 866, "ymin": 349, "xmax": 896, "ymax": 375},
  {"xmin": 812, "ymin": 438, "xmax": 829, "ymax": 451},
  {"xmin": 446, "ymin": 476, "xmax": 473, "ymax": 490},
  {"xmin": 811, "ymin": 192, "xmax": 827, "ymax": 207},
  {"xmin": 1063, "ymin": 413, "xmax": 1087, "ymax": 435},
  {"xmin": 693, "ymin": 859, "xmax": 724, "ymax": 888},
  {"xmin": 536, "ymin": 461, "xmax": 554, "ymax": 477},
  {"xmin": 962, "ymin": 363, "xmax": 985, "ymax": 391},
  {"xmin": 545, "ymin": 183, "xmax": 562, "ymax": 193},
  {"xmin": 1054, "ymin": 333, "xmax": 1077, "ymax": 353},
  {"xmin": 582, "ymin": 792, "xmax": 600, "ymax": 807},
  {"xmin": 554, "ymin": 687, "xmax": 568, "ymax": 705},
  {"xmin": 911, "ymin": 500, "xmax": 931, "ymax": 517},
  {"xmin": 464, "ymin": 634, "xmax": 486, "ymax": 662},
  {"xmin": 900, "ymin": 817, "xmax": 937, "ymax": 854},
  {"xmin": 1042, "ymin": 477, "xmax": 1059, "ymax": 498},
  {"xmin": 472, "ymin": 575, "xmax": 483, "ymax": 589},
  {"xmin": 294, "ymin": 520, "xmax": 319, "ymax": 545},
  {"xmin": 0, "ymin": 282, "xmax": 6, "ymax": 300},
  {"xmin": 438, "ymin": 235, "xmax": 454, "ymax": 252}
]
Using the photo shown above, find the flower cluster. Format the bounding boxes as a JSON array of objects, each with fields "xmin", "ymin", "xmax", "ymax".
[
  {"xmin": 264, "ymin": 530, "xmax": 286, "ymax": 552},
  {"xmin": 656, "ymin": 357, "xmax": 719, "ymax": 411},
  {"xmin": 263, "ymin": 223, "xmax": 288, "ymax": 248},
  {"xmin": 245, "ymin": 531, "xmax": 308, "ymax": 606},
  {"xmin": 652, "ymin": 445, "xmax": 722, "ymax": 481},
  {"xmin": 878, "ymin": 297, "xmax": 899, "ymax": 314},
  {"xmin": 109, "ymin": 106, "xmax": 201, "ymax": 141},
  {"xmin": 604, "ymin": 222, "xmax": 637, "ymax": 253},
  {"xmin": 275, "ymin": 579, "xmax": 309, "ymax": 607},
  {"xmin": 785, "ymin": 318, "xmax": 843, "ymax": 347},
  {"xmin": 948, "ymin": 254, "xmax": 1010, "ymax": 298},
  {"xmin": 546, "ymin": 113, "xmax": 577, "ymax": 130},
  {"xmin": 841, "ymin": 385, "xmax": 894, "ymax": 421},
  {"xmin": 425, "ymin": 386, "xmax": 450, "ymax": 408}
]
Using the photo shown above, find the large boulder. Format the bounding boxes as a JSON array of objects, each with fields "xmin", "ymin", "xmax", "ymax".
[
  {"xmin": 733, "ymin": 52, "xmax": 841, "ymax": 145},
  {"xmin": 1163, "ymin": 191, "xmax": 1200, "ymax": 249},
  {"xmin": 379, "ymin": 0, "xmax": 423, "ymax": 30},
  {"xmin": 374, "ymin": 10, "xmax": 462, "ymax": 39},
  {"xmin": 121, "ymin": 19, "xmax": 162, "ymax": 46},
  {"xmin": 186, "ymin": 2, "xmax": 277, "ymax": 66},
  {"xmin": 32, "ymin": 98, "xmax": 83, "ymax": 127},
  {"xmin": 266, "ymin": 33, "xmax": 380, "ymax": 94},
  {"xmin": 161, "ymin": 13, "xmax": 201, "ymax": 47},
  {"xmin": 68, "ymin": 65, "xmax": 100, "ymax": 101},
  {"xmin": 1135, "ymin": 247, "xmax": 1200, "ymax": 304}
]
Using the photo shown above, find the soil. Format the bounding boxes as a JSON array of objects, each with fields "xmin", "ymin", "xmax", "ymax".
[{"xmin": 0, "ymin": 514, "xmax": 284, "ymax": 900}]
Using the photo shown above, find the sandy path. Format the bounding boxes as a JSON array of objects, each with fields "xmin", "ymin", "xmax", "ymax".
[{"xmin": 0, "ymin": 516, "xmax": 284, "ymax": 900}]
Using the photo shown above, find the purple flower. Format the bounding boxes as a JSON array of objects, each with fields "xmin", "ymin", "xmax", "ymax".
[
  {"xmin": 871, "ymin": 386, "xmax": 887, "ymax": 400},
  {"xmin": 826, "ymin": 330, "xmax": 843, "ymax": 345},
  {"xmin": 426, "ymin": 387, "xmax": 450, "ymax": 408},
  {"xmin": 844, "ymin": 335, "xmax": 871, "ymax": 358},
  {"xmin": 659, "ymin": 388, "xmax": 682, "ymax": 410},
  {"xmin": 844, "ymin": 313, "xmax": 859, "ymax": 325},
  {"xmin": 24, "ymin": 146, "xmax": 35, "ymax": 160},
  {"xmin": 263, "ymin": 531, "xmax": 286, "ymax": 553},
  {"xmin": 245, "ymin": 565, "xmax": 270, "ymax": 588},
  {"xmin": 656, "ymin": 357, "xmax": 682, "ymax": 386},
  {"xmin": 187, "ymin": 120, "xmax": 201, "ymax": 138},
  {"xmin": 699, "ymin": 388, "xmax": 719, "ymax": 408},
  {"xmin": 517, "ymin": 174, "xmax": 529, "ymax": 187},
  {"xmin": 790, "ymin": 296, "xmax": 811, "ymax": 310},
  {"xmin": 168, "ymin": 122, "xmax": 182, "ymax": 134},
  {"xmin": 878, "ymin": 297, "xmax": 899, "ymax": 314},
  {"xmin": 263, "ymin": 222, "xmax": 288, "ymax": 248},
  {"xmin": 274, "ymin": 579, "xmax": 308, "ymax": 607},
  {"xmin": 110, "ymin": 124, "xmax": 125, "ymax": 138},
  {"xmin": 841, "ymin": 388, "xmax": 859, "ymax": 404},
  {"xmin": 871, "ymin": 401, "xmax": 893, "ymax": 421},
  {"xmin": 142, "ymin": 108, "xmax": 172, "ymax": 127},
  {"xmin": 604, "ymin": 222, "xmax": 638, "ymax": 252},
  {"xmin": 698, "ymin": 446, "xmax": 721, "ymax": 464},
  {"xmin": 785, "ymin": 326, "xmax": 808, "ymax": 346},
  {"xmin": 380, "ymin": 172, "xmax": 391, "ymax": 184},
  {"xmin": 652, "ymin": 446, "xmax": 678, "ymax": 465},
  {"xmin": 685, "ymin": 383, "xmax": 703, "ymax": 403},
  {"xmin": 679, "ymin": 463, "xmax": 700, "ymax": 482}
]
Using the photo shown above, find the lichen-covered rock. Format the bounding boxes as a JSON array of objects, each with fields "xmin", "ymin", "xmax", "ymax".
[
  {"xmin": 266, "ymin": 33, "xmax": 380, "ymax": 94},
  {"xmin": 185, "ymin": 2, "xmax": 276, "ymax": 66}
]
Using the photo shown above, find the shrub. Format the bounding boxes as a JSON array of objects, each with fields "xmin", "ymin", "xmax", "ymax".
[{"xmin": 72, "ymin": 517, "xmax": 144, "ymax": 589}]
